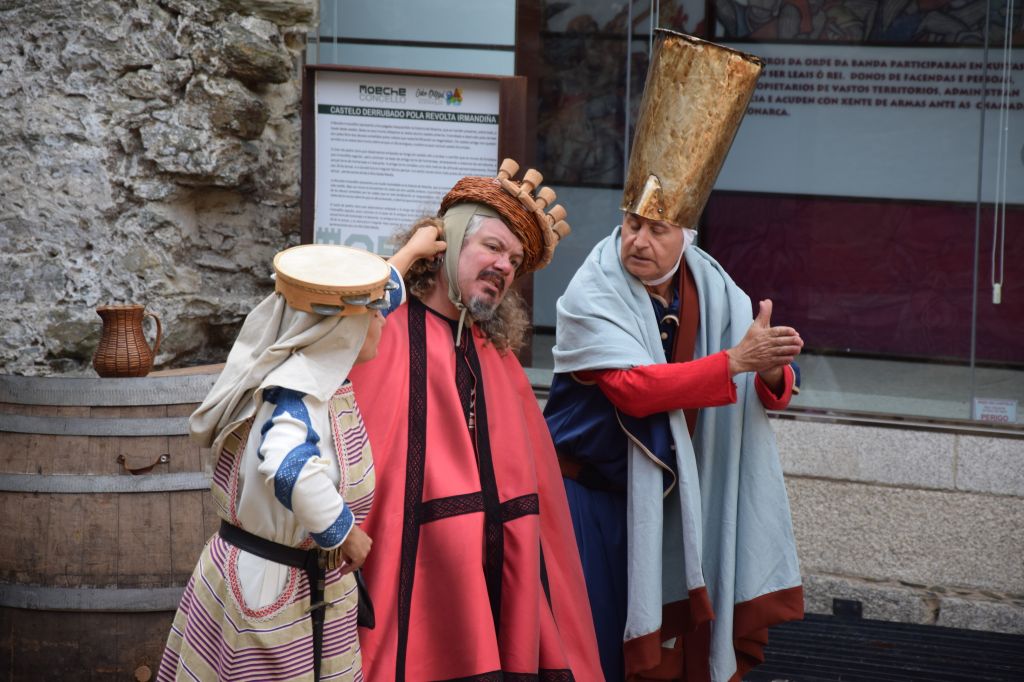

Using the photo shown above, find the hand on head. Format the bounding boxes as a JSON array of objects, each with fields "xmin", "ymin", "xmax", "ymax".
[
  {"xmin": 408, "ymin": 224, "xmax": 447, "ymax": 260},
  {"xmin": 389, "ymin": 224, "xmax": 447, "ymax": 279},
  {"xmin": 727, "ymin": 299, "xmax": 803, "ymax": 377}
]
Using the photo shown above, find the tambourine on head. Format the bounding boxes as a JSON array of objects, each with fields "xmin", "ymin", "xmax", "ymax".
[{"xmin": 272, "ymin": 244, "xmax": 394, "ymax": 317}]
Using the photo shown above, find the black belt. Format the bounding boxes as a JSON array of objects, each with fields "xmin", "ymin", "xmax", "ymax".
[{"xmin": 218, "ymin": 521, "xmax": 375, "ymax": 681}]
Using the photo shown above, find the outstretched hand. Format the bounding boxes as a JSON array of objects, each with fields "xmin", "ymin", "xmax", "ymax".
[{"xmin": 727, "ymin": 300, "xmax": 803, "ymax": 377}]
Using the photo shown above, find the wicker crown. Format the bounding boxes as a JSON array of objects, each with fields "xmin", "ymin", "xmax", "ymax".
[{"xmin": 439, "ymin": 159, "xmax": 570, "ymax": 274}]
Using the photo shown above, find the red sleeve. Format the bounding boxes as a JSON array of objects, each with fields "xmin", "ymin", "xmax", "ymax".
[
  {"xmin": 754, "ymin": 365, "xmax": 795, "ymax": 410},
  {"xmin": 574, "ymin": 350, "xmax": 736, "ymax": 418}
]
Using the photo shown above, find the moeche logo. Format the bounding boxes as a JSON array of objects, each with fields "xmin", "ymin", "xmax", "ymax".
[{"xmin": 358, "ymin": 84, "xmax": 407, "ymax": 103}]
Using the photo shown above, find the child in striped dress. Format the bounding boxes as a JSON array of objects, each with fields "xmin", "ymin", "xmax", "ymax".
[{"xmin": 157, "ymin": 227, "xmax": 444, "ymax": 682}]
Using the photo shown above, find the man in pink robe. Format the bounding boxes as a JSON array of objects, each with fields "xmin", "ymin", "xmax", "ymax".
[{"xmin": 348, "ymin": 161, "xmax": 603, "ymax": 682}]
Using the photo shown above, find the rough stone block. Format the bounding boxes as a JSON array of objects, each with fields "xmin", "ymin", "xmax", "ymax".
[
  {"xmin": 802, "ymin": 573, "xmax": 938, "ymax": 624},
  {"xmin": 774, "ymin": 419, "xmax": 956, "ymax": 490},
  {"xmin": 0, "ymin": 0, "xmax": 309, "ymax": 374},
  {"xmin": 802, "ymin": 573, "xmax": 1024, "ymax": 634},
  {"xmin": 937, "ymin": 594, "xmax": 1024, "ymax": 634},
  {"xmin": 185, "ymin": 75, "xmax": 270, "ymax": 140},
  {"xmin": 212, "ymin": 22, "xmax": 293, "ymax": 85},
  {"xmin": 225, "ymin": 0, "xmax": 317, "ymax": 24},
  {"xmin": 786, "ymin": 477, "xmax": 1024, "ymax": 594},
  {"xmin": 117, "ymin": 59, "xmax": 193, "ymax": 101},
  {"xmin": 957, "ymin": 435, "xmax": 1024, "ymax": 497}
]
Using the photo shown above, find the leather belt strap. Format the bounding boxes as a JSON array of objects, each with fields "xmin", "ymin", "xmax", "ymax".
[
  {"xmin": 558, "ymin": 456, "xmax": 583, "ymax": 480},
  {"xmin": 218, "ymin": 521, "xmax": 329, "ymax": 681},
  {"xmin": 673, "ymin": 262, "xmax": 701, "ymax": 436},
  {"xmin": 557, "ymin": 453, "xmax": 625, "ymax": 494}
]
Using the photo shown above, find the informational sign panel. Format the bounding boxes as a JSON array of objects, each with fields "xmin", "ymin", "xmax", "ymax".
[
  {"xmin": 308, "ymin": 69, "xmax": 505, "ymax": 254},
  {"xmin": 716, "ymin": 44, "xmax": 1024, "ymax": 204},
  {"xmin": 973, "ymin": 397, "xmax": 1019, "ymax": 424}
]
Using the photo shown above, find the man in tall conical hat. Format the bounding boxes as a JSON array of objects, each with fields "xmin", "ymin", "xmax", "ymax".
[
  {"xmin": 347, "ymin": 160, "xmax": 603, "ymax": 681},
  {"xmin": 544, "ymin": 31, "xmax": 805, "ymax": 681}
]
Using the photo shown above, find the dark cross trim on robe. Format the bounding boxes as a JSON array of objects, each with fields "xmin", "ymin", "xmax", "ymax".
[
  {"xmin": 420, "ymin": 491, "xmax": 540, "ymax": 525},
  {"xmin": 394, "ymin": 298, "xmax": 548, "ymax": 681},
  {"xmin": 395, "ymin": 298, "xmax": 429, "ymax": 681},
  {"xmin": 435, "ymin": 669, "xmax": 576, "ymax": 681},
  {"xmin": 452, "ymin": 308, "xmax": 505, "ymax": 631}
]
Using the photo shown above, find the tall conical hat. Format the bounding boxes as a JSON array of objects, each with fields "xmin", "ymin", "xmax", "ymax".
[{"xmin": 621, "ymin": 30, "xmax": 763, "ymax": 228}]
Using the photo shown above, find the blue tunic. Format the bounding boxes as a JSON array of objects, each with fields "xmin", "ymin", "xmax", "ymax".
[{"xmin": 544, "ymin": 290, "xmax": 682, "ymax": 681}]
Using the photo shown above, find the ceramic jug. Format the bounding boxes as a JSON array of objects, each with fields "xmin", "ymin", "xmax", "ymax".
[{"xmin": 92, "ymin": 305, "xmax": 163, "ymax": 377}]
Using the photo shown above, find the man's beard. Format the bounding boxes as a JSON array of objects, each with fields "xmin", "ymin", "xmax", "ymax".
[
  {"xmin": 466, "ymin": 269, "xmax": 505, "ymax": 321},
  {"xmin": 467, "ymin": 295, "xmax": 499, "ymax": 321}
]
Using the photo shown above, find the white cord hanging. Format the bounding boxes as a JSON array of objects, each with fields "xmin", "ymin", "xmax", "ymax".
[
  {"xmin": 624, "ymin": 1, "xmax": 633, "ymax": 178},
  {"xmin": 990, "ymin": 0, "xmax": 1014, "ymax": 305},
  {"xmin": 649, "ymin": 0, "xmax": 655, "ymax": 58}
]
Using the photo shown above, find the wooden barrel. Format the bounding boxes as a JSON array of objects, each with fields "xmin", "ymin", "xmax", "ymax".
[{"xmin": 0, "ymin": 367, "xmax": 222, "ymax": 681}]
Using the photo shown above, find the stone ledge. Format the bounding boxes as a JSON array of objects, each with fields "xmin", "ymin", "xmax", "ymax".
[
  {"xmin": 803, "ymin": 573, "xmax": 1024, "ymax": 635},
  {"xmin": 803, "ymin": 573, "xmax": 938, "ymax": 624},
  {"xmin": 937, "ymin": 593, "xmax": 1024, "ymax": 633}
]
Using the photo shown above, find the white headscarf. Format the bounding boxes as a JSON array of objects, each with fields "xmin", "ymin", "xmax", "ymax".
[
  {"xmin": 189, "ymin": 291, "xmax": 369, "ymax": 451},
  {"xmin": 439, "ymin": 202, "xmax": 503, "ymax": 344}
]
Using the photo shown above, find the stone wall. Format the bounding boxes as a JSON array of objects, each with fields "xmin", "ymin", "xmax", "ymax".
[
  {"xmin": 776, "ymin": 419, "xmax": 1024, "ymax": 634},
  {"xmin": 0, "ymin": 0, "xmax": 317, "ymax": 375}
]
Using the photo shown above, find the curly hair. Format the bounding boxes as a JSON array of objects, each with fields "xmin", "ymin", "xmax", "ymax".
[{"xmin": 392, "ymin": 217, "xmax": 531, "ymax": 354}]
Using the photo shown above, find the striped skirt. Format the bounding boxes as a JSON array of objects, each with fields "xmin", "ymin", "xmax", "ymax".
[{"xmin": 156, "ymin": 534, "xmax": 362, "ymax": 681}]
